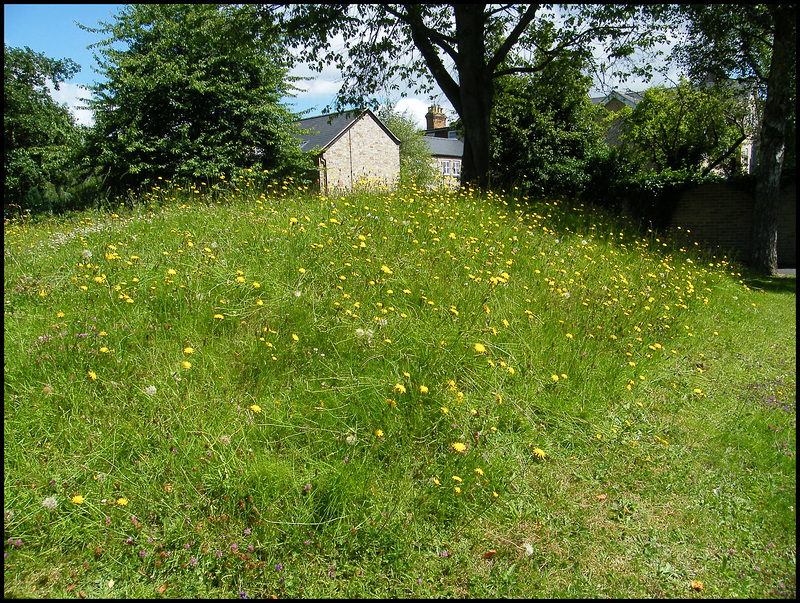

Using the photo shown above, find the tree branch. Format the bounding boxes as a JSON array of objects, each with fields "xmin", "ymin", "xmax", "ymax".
[{"xmin": 487, "ymin": 4, "xmax": 540, "ymax": 73}]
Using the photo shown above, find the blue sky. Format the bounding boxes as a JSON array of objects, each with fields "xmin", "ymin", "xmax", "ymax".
[{"xmin": 5, "ymin": 4, "xmax": 676, "ymax": 129}]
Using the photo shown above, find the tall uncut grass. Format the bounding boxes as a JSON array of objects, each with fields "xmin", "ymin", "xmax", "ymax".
[{"xmin": 4, "ymin": 175, "xmax": 795, "ymax": 598}]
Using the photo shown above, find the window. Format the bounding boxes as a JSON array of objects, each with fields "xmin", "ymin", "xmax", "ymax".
[
  {"xmin": 442, "ymin": 160, "xmax": 451, "ymax": 176},
  {"xmin": 452, "ymin": 160, "xmax": 461, "ymax": 177}
]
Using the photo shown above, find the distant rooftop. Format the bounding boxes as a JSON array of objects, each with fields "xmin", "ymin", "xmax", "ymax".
[
  {"xmin": 422, "ymin": 136, "xmax": 463, "ymax": 158},
  {"xmin": 295, "ymin": 109, "xmax": 399, "ymax": 152}
]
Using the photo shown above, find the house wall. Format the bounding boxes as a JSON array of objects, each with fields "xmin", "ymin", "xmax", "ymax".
[
  {"xmin": 430, "ymin": 156, "xmax": 462, "ymax": 189},
  {"xmin": 668, "ymin": 182, "xmax": 796, "ymax": 267},
  {"xmin": 321, "ymin": 115, "xmax": 399, "ymax": 191}
]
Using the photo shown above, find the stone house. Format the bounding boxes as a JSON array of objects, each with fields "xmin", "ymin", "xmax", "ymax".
[
  {"xmin": 295, "ymin": 108, "xmax": 400, "ymax": 193},
  {"xmin": 422, "ymin": 104, "xmax": 464, "ymax": 187}
]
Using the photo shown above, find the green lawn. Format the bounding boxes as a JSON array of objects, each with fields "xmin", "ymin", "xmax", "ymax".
[{"xmin": 4, "ymin": 179, "xmax": 795, "ymax": 598}]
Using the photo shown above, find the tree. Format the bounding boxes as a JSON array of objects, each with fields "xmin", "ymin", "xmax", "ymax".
[
  {"xmin": 671, "ymin": 4, "xmax": 796, "ymax": 274},
  {"xmin": 4, "ymin": 43, "xmax": 83, "ymax": 214},
  {"xmin": 376, "ymin": 105, "xmax": 439, "ymax": 189},
  {"xmin": 619, "ymin": 79, "xmax": 758, "ymax": 176},
  {"xmin": 81, "ymin": 4, "xmax": 311, "ymax": 195},
  {"xmin": 280, "ymin": 4, "xmax": 668, "ymax": 189},
  {"xmin": 490, "ymin": 48, "xmax": 606, "ymax": 197}
]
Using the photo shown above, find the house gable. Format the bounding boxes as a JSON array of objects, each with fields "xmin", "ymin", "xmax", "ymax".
[{"xmin": 296, "ymin": 109, "xmax": 400, "ymax": 192}]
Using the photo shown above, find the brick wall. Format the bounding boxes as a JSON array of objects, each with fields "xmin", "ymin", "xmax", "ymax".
[
  {"xmin": 668, "ymin": 182, "xmax": 796, "ymax": 267},
  {"xmin": 321, "ymin": 114, "xmax": 399, "ymax": 191}
]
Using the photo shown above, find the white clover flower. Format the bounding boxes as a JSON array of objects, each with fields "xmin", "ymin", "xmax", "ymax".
[
  {"xmin": 144, "ymin": 385, "xmax": 157, "ymax": 396},
  {"xmin": 82, "ymin": 249, "xmax": 93, "ymax": 259},
  {"xmin": 42, "ymin": 496, "xmax": 58, "ymax": 511},
  {"xmin": 345, "ymin": 434, "xmax": 357, "ymax": 446}
]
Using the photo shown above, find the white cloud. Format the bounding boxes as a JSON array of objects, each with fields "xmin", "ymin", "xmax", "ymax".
[{"xmin": 47, "ymin": 81, "xmax": 94, "ymax": 127}]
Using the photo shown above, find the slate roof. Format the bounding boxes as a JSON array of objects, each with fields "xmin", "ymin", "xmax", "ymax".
[
  {"xmin": 590, "ymin": 89, "xmax": 645, "ymax": 109},
  {"xmin": 294, "ymin": 108, "xmax": 400, "ymax": 153},
  {"xmin": 422, "ymin": 136, "xmax": 463, "ymax": 158}
]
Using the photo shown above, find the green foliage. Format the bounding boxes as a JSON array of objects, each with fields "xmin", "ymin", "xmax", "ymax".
[
  {"xmin": 490, "ymin": 51, "xmax": 606, "ymax": 197},
  {"xmin": 619, "ymin": 79, "xmax": 757, "ymax": 176},
  {"xmin": 376, "ymin": 105, "xmax": 439, "ymax": 189},
  {"xmin": 81, "ymin": 4, "xmax": 312, "ymax": 195},
  {"xmin": 4, "ymin": 43, "xmax": 86, "ymax": 215}
]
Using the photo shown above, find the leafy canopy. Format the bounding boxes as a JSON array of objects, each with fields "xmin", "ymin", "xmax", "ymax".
[
  {"xmin": 619, "ymin": 79, "xmax": 758, "ymax": 176},
  {"xmin": 81, "ymin": 4, "xmax": 311, "ymax": 194},
  {"xmin": 490, "ymin": 47, "xmax": 605, "ymax": 197},
  {"xmin": 4, "ymin": 43, "xmax": 82, "ymax": 213}
]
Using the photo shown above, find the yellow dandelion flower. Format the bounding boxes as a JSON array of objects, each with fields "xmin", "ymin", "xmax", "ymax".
[
  {"xmin": 291, "ymin": 333, "xmax": 299, "ymax": 342},
  {"xmin": 474, "ymin": 342, "xmax": 487, "ymax": 354},
  {"xmin": 454, "ymin": 486, "xmax": 462, "ymax": 495},
  {"xmin": 374, "ymin": 429, "xmax": 384, "ymax": 437},
  {"xmin": 393, "ymin": 384, "xmax": 406, "ymax": 394},
  {"xmin": 386, "ymin": 399, "xmax": 397, "ymax": 408},
  {"xmin": 298, "ymin": 267, "xmax": 306, "ymax": 274},
  {"xmin": 451, "ymin": 442, "xmax": 466, "ymax": 453},
  {"xmin": 440, "ymin": 406, "xmax": 449, "ymax": 414},
  {"xmin": 253, "ymin": 282, "xmax": 260, "ymax": 288},
  {"xmin": 116, "ymin": 497, "xmax": 128, "ymax": 506},
  {"xmin": 474, "ymin": 468, "xmax": 484, "ymax": 476},
  {"xmin": 419, "ymin": 385, "xmax": 429, "ymax": 394},
  {"xmin": 214, "ymin": 314, "xmax": 224, "ymax": 319},
  {"xmin": 57, "ymin": 311, "xmax": 65, "ymax": 318},
  {"xmin": 380, "ymin": 265, "xmax": 393, "ymax": 275},
  {"xmin": 452, "ymin": 475, "xmax": 463, "ymax": 483},
  {"xmin": 250, "ymin": 404, "xmax": 262, "ymax": 413},
  {"xmin": 183, "ymin": 347, "xmax": 194, "ymax": 354},
  {"xmin": 551, "ymin": 374, "xmax": 559, "ymax": 382},
  {"xmin": 432, "ymin": 477, "xmax": 441, "ymax": 486},
  {"xmin": 88, "ymin": 370, "xmax": 98, "ymax": 381},
  {"xmin": 492, "ymin": 491, "xmax": 499, "ymax": 498},
  {"xmin": 182, "ymin": 361, "xmax": 192, "ymax": 369},
  {"xmin": 71, "ymin": 494, "xmax": 85, "ymax": 504},
  {"xmin": 532, "ymin": 447, "xmax": 546, "ymax": 460}
]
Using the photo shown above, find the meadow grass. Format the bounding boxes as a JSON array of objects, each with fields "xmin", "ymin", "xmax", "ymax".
[{"xmin": 4, "ymin": 176, "xmax": 795, "ymax": 598}]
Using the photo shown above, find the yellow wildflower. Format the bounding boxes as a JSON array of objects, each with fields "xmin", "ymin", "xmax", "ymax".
[
  {"xmin": 451, "ymin": 442, "xmax": 466, "ymax": 453},
  {"xmin": 532, "ymin": 447, "xmax": 546, "ymax": 460},
  {"xmin": 71, "ymin": 494, "xmax": 85, "ymax": 505},
  {"xmin": 375, "ymin": 429, "xmax": 384, "ymax": 437},
  {"xmin": 250, "ymin": 404, "xmax": 262, "ymax": 413},
  {"xmin": 88, "ymin": 370, "xmax": 98, "ymax": 381},
  {"xmin": 474, "ymin": 343, "xmax": 487, "ymax": 354}
]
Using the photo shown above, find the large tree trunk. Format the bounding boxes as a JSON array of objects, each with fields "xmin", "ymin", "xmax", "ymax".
[
  {"xmin": 453, "ymin": 4, "xmax": 494, "ymax": 189},
  {"xmin": 751, "ymin": 5, "xmax": 795, "ymax": 275}
]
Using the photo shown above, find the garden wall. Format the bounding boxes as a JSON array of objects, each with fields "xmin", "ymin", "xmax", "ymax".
[{"xmin": 668, "ymin": 182, "xmax": 796, "ymax": 268}]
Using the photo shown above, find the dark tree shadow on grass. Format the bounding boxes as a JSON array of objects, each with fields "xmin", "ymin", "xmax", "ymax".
[{"xmin": 742, "ymin": 272, "xmax": 796, "ymax": 295}]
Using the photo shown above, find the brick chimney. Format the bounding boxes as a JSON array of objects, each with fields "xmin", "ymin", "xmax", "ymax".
[{"xmin": 425, "ymin": 104, "xmax": 446, "ymax": 130}]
